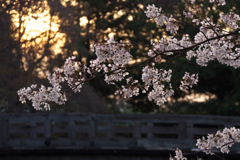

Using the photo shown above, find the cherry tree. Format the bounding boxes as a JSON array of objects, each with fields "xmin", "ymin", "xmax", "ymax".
[{"xmin": 17, "ymin": 0, "xmax": 240, "ymax": 159}]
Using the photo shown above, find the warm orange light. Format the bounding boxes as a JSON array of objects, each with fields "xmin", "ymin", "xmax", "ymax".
[
  {"xmin": 79, "ymin": 16, "xmax": 89, "ymax": 26},
  {"xmin": 108, "ymin": 32, "xmax": 115, "ymax": 37},
  {"xmin": 128, "ymin": 15, "xmax": 133, "ymax": 21},
  {"xmin": 177, "ymin": 93, "xmax": 217, "ymax": 103},
  {"xmin": 11, "ymin": 0, "xmax": 66, "ymax": 77}
]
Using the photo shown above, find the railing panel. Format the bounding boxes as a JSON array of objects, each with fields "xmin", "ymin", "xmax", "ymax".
[{"xmin": 0, "ymin": 113, "xmax": 239, "ymax": 150}]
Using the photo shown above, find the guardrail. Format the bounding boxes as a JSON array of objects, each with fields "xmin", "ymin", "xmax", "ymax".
[{"xmin": 0, "ymin": 113, "xmax": 239, "ymax": 150}]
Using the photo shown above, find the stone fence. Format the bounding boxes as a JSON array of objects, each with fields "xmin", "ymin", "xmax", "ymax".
[{"xmin": 0, "ymin": 113, "xmax": 239, "ymax": 151}]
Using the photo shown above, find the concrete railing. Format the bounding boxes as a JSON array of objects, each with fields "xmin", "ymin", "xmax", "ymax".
[{"xmin": 0, "ymin": 113, "xmax": 239, "ymax": 150}]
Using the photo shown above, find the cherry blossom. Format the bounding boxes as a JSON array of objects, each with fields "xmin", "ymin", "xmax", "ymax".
[
  {"xmin": 220, "ymin": 12, "xmax": 240, "ymax": 30},
  {"xmin": 209, "ymin": 0, "xmax": 226, "ymax": 6},
  {"xmin": 196, "ymin": 127, "xmax": 240, "ymax": 155},
  {"xmin": 144, "ymin": 4, "xmax": 168, "ymax": 26},
  {"xmin": 179, "ymin": 72, "xmax": 198, "ymax": 92},
  {"xmin": 169, "ymin": 148, "xmax": 187, "ymax": 160}
]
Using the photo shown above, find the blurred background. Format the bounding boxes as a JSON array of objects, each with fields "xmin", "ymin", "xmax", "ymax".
[{"xmin": 1, "ymin": 0, "xmax": 240, "ymax": 115}]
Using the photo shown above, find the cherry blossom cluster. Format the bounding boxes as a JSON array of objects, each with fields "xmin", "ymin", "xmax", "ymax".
[
  {"xmin": 144, "ymin": 4, "xmax": 178, "ymax": 34},
  {"xmin": 144, "ymin": 4, "xmax": 168, "ymax": 26},
  {"xmin": 169, "ymin": 148, "xmax": 187, "ymax": 160},
  {"xmin": 179, "ymin": 72, "xmax": 198, "ymax": 91},
  {"xmin": 148, "ymin": 35, "xmax": 192, "ymax": 59},
  {"xmin": 90, "ymin": 37, "xmax": 132, "ymax": 84},
  {"xmin": 180, "ymin": 14, "xmax": 240, "ymax": 68},
  {"xmin": 91, "ymin": 37, "xmax": 132, "ymax": 68},
  {"xmin": 63, "ymin": 56, "xmax": 85, "ymax": 93},
  {"xmin": 17, "ymin": 84, "xmax": 66, "ymax": 110},
  {"xmin": 146, "ymin": 0, "xmax": 226, "ymax": 35},
  {"xmin": 142, "ymin": 64, "xmax": 174, "ymax": 106},
  {"xmin": 113, "ymin": 64, "xmax": 174, "ymax": 104},
  {"xmin": 183, "ymin": 10, "xmax": 194, "ymax": 19},
  {"xmin": 189, "ymin": 27, "xmax": 240, "ymax": 68},
  {"xmin": 169, "ymin": 127, "xmax": 240, "ymax": 159},
  {"xmin": 114, "ymin": 78, "xmax": 139, "ymax": 99},
  {"xmin": 183, "ymin": 3, "xmax": 202, "ymax": 25},
  {"xmin": 196, "ymin": 127, "xmax": 240, "ymax": 155},
  {"xmin": 190, "ymin": 0, "xmax": 226, "ymax": 6},
  {"xmin": 18, "ymin": 38, "xmax": 133, "ymax": 110},
  {"xmin": 209, "ymin": 0, "xmax": 226, "ymax": 6},
  {"xmin": 18, "ymin": 56, "xmax": 86, "ymax": 110},
  {"xmin": 220, "ymin": 12, "xmax": 240, "ymax": 30}
]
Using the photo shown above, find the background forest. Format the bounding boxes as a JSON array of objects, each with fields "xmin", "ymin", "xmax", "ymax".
[{"xmin": 1, "ymin": 0, "xmax": 240, "ymax": 115}]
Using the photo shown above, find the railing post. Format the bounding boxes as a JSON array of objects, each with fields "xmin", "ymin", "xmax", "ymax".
[
  {"xmin": 30, "ymin": 121, "xmax": 36, "ymax": 139},
  {"xmin": 89, "ymin": 116, "xmax": 96, "ymax": 138},
  {"xmin": 186, "ymin": 122, "xmax": 193, "ymax": 142},
  {"xmin": 133, "ymin": 120, "xmax": 141, "ymax": 139},
  {"xmin": 108, "ymin": 119, "xmax": 114, "ymax": 139},
  {"xmin": 147, "ymin": 122, "xmax": 153, "ymax": 139},
  {"xmin": 178, "ymin": 120, "xmax": 187, "ymax": 140},
  {"xmin": 0, "ymin": 116, "xmax": 8, "ymax": 139},
  {"xmin": 69, "ymin": 121, "xmax": 75, "ymax": 139},
  {"xmin": 44, "ymin": 119, "xmax": 51, "ymax": 138}
]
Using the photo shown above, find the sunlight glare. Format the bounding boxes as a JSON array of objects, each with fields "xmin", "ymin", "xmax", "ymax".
[
  {"xmin": 178, "ymin": 93, "xmax": 217, "ymax": 103},
  {"xmin": 108, "ymin": 32, "xmax": 115, "ymax": 37},
  {"xmin": 11, "ymin": 0, "xmax": 66, "ymax": 77},
  {"xmin": 79, "ymin": 16, "xmax": 89, "ymax": 26},
  {"xmin": 60, "ymin": 0, "xmax": 78, "ymax": 7},
  {"xmin": 128, "ymin": 15, "xmax": 133, "ymax": 21}
]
